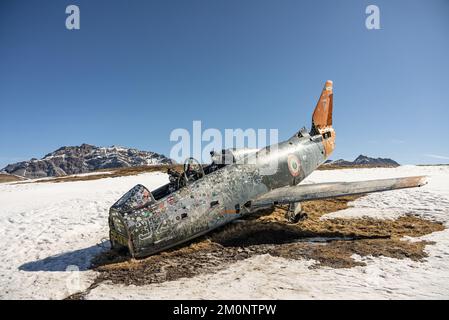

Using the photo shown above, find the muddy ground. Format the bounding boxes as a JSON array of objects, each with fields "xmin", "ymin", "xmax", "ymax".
[{"xmin": 67, "ymin": 195, "xmax": 444, "ymax": 299}]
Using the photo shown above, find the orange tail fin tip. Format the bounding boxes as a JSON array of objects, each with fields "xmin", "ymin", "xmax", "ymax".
[
  {"xmin": 311, "ymin": 80, "xmax": 335, "ymax": 157},
  {"xmin": 312, "ymin": 80, "xmax": 333, "ymax": 130}
]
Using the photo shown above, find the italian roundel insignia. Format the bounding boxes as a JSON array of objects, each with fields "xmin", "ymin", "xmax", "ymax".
[{"xmin": 287, "ymin": 154, "xmax": 301, "ymax": 177}]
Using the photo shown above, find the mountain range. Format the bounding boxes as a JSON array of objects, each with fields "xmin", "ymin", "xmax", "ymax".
[
  {"xmin": 1, "ymin": 145, "xmax": 400, "ymax": 179},
  {"xmin": 324, "ymin": 155, "xmax": 400, "ymax": 167},
  {"xmin": 1, "ymin": 144, "xmax": 174, "ymax": 178}
]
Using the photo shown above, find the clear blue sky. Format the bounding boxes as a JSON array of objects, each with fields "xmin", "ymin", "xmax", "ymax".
[{"xmin": 1, "ymin": 0, "xmax": 448, "ymax": 167}]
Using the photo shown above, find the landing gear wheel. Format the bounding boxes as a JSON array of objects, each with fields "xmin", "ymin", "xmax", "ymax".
[
  {"xmin": 286, "ymin": 211, "xmax": 308, "ymax": 223},
  {"xmin": 285, "ymin": 202, "xmax": 307, "ymax": 223}
]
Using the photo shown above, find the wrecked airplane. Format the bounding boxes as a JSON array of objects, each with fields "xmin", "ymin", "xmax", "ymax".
[{"xmin": 108, "ymin": 80, "xmax": 427, "ymax": 258}]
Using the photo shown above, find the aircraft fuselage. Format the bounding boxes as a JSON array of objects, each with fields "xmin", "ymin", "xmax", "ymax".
[{"xmin": 109, "ymin": 129, "xmax": 334, "ymax": 257}]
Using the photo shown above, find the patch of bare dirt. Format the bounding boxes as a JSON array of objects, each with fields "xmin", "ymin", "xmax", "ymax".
[
  {"xmin": 0, "ymin": 173, "xmax": 24, "ymax": 183},
  {"xmin": 68, "ymin": 195, "xmax": 443, "ymax": 298}
]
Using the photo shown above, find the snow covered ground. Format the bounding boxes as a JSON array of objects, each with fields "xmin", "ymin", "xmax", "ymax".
[
  {"xmin": 1, "ymin": 166, "xmax": 448, "ymax": 299},
  {"xmin": 0, "ymin": 172, "xmax": 168, "ymax": 299}
]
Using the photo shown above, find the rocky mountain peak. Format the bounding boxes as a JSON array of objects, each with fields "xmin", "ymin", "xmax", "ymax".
[
  {"xmin": 327, "ymin": 155, "xmax": 399, "ymax": 167},
  {"xmin": 1, "ymin": 144, "xmax": 174, "ymax": 179}
]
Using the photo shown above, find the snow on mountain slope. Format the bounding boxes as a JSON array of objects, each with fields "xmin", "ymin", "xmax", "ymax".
[
  {"xmin": 326, "ymin": 155, "xmax": 399, "ymax": 167},
  {"xmin": 1, "ymin": 144, "xmax": 174, "ymax": 179}
]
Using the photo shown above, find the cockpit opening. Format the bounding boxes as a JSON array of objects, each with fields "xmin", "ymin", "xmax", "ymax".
[{"xmin": 151, "ymin": 150, "xmax": 231, "ymax": 201}]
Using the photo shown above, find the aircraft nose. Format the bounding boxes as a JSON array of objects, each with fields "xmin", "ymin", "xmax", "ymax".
[{"xmin": 111, "ymin": 184, "xmax": 154, "ymax": 214}]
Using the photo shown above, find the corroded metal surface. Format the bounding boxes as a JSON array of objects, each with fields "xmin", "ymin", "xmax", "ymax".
[{"xmin": 312, "ymin": 79, "xmax": 335, "ymax": 156}]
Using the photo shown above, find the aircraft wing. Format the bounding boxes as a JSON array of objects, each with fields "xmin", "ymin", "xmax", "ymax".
[{"xmin": 248, "ymin": 176, "xmax": 427, "ymax": 209}]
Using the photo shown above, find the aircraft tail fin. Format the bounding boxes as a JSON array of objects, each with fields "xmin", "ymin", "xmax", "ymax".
[{"xmin": 311, "ymin": 80, "xmax": 333, "ymax": 133}]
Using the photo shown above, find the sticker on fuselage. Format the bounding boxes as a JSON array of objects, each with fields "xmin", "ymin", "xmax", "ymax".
[
  {"xmin": 167, "ymin": 195, "xmax": 175, "ymax": 205},
  {"xmin": 287, "ymin": 154, "xmax": 301, "ymax": 177}
]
